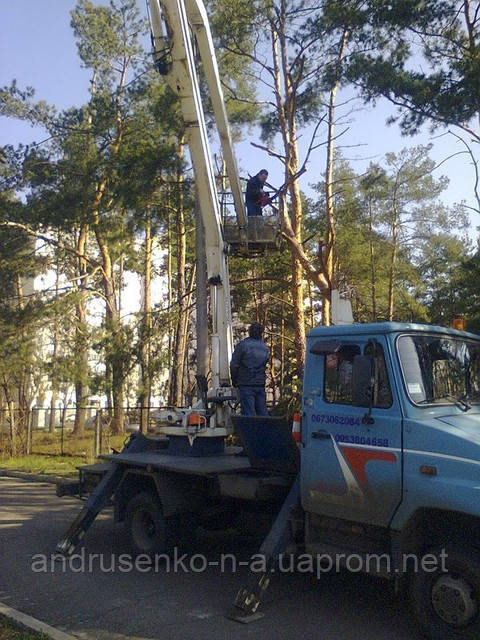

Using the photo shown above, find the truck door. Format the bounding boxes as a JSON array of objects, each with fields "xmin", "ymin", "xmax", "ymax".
[{"xmin": 302, "ymin": 337, "xmax": 402, "ymax": 527}]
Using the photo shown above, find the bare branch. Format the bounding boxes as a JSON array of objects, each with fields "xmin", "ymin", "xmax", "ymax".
[
  {"xmin": 0, "ymin": 221, "xmax": 102, "ymax": 269},
  {"xmin": 298, "ymin": 115, "xmax": 328, "ymax": 173},
  {"xmin": 231, "ymin": 276, "xmax": 291, "ymax": 287},
  {"xmin": 448, "ymin": 129, "xmax": 480, "ymax": 212},
  {"xmin": 250, "ymin": 141, "xmax": 286, "ymax": 164}
]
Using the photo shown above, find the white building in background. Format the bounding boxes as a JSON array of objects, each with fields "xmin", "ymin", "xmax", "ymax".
[{"xmin": 25, "ymin": 238, "xmax": 171, "ymax": 428}]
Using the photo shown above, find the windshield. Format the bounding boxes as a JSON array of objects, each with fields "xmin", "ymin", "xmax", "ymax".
[{"xmin": 397, "ymin": 334, "xmax": 480, "ymax": 406}]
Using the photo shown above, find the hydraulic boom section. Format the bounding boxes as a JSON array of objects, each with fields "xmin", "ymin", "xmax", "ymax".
[
  {"xmin": 148, "ymin": 0, "xmax": 238, "ymax": 428},
  {"xmin": 148, "ymin": 0, "xmax": 246, "ymax": 231}
]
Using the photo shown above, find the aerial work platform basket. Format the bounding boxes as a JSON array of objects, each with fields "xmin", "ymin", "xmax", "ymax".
[{"xmin": 223, "ymin": 214, "xmax": 280, "ymax": 254}]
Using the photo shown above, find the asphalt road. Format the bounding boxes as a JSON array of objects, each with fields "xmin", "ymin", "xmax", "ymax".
[{"xmin": 0, "ymin": 477, "xmax": 421, "ymax": 640}]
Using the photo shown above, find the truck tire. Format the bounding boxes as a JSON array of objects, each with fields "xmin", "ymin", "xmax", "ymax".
[
  {"xmin": 125, "ymin": 492, "xmax": 168, "ymax": 556},
  {"xmin": 410, "ymin": 547, "xmax": 480, "ymax": 639}
]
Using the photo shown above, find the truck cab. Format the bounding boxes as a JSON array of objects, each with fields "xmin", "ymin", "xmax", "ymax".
[{"xmin": 301, "ymin": 322, "xmax": 480, "ymax": 638}]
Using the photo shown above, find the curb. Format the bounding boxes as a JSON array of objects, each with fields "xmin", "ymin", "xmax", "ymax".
[
  {"xmin": 0, "ymin": 469, "xmax": 69, "ymax": 485},
  {"xmin": 0, "ymin": 601, "xmax": 79, "ymax": 640}
]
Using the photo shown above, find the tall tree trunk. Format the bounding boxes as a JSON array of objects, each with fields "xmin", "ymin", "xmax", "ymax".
[
  {"xmin": 49, "ymin": 252, "xmax": 61, "ymax": 433},
  {"xmin": 2, "ymin": 381, "xmax": 17, "ymax": 457},
  {"xmin": 118, "ymin": 252, "xmax": 124, "ymax": 319},
  {"xmin": 307, "ymin": 279, "xmax": 315, "ymax": 329},
  {"xmin": 290, "ymin": 252, "xmax": 305, "ymax": 373},
  {"xmin": 280, "ymin": 299, "xmax": 285, "ymax": 401},
  {"xmin": 388, "ymin": 206, "xmax": 399, "ymax": 321},
  {"xmin": 166, "ymin": 194, "xmax": 173, "ymax": 401},
  {"xmin": 368, "ymin": 201, "xmax": 378, "ymax": 321},
  {"xmin": 195, "ymin": 203, "xmax": 208, "ymax": 396},
  {"xmin": 139, "ymin": 209, "xmax": 153, "ymax": 433},
  {"xmin": 270, "ymin": 12, "xmax": 306, "ymax": 372},
  {"xmin": 104, "ymin": 266, "xmax": 124, "ymax": 433},
  {"xmin": 170, "ymin": 141, "xmax": 188, "ymax": 407},
  {"xmin": 7, "ymin": 396, "xmax": 17, "ymax": 458},
  {"xmin": 323, "ymin": 29, "xmax": 349, "ymax": 326},
  {"xmin": 73, "ymin": 72, "xmax": 97, "ymax": 437},
  {"xmin": 15, "ymin": 273, "xmax": 30, "ymax": 446},
  {"xmin": 93, "ymin": 217, "xmax": 124, "ymax": 433},
  {"xmin": 105, "ymin": 361, "xmax": 114, "ymax": 416},
  {"xmin": 180, "ymin": 264, "xmax": 196, "ymax": 405},
  {"xmin": 182, "ymin": 264, "xmax": 196, "ymax": 394},
  {"xmin": 73, "ymin": 224, "xmax": 90, "ymax": 437},
  {"xmin": 286, "ymin": 125, "xmax": 306, "ymax": 370},
  {"xmin": 48, "ymin": 392, "xmax": 58, "ymax": 433},
  {"xmin": 90, "ymin": 58, "xmax": 130, "ymax": 434}
]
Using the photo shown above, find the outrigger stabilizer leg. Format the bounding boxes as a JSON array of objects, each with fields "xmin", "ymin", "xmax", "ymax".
[
  {"xmin": 55, "ymin": 432, "xmax": 148, "ymax": 556},
  {"xmin": 229, "ymin": 475, "xmax": 301, "ymax": 623}
]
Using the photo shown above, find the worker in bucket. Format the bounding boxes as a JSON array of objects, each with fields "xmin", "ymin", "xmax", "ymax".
[
  {"xmin": 230, "ymin": 323, "xmax": 269, "ymax": 416},
  {"xmin": 245, "ymin": 169, "xmax": 269, "ymax": 216}
]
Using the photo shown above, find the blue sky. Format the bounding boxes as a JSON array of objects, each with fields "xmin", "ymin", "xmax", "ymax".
[{"xmin": 1, "ymin": 0, "xmax": 479, "ymax": 238}]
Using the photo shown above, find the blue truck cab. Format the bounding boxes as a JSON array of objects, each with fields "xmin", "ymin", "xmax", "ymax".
[{"xmin": 301, "ymin": 322, "xmax": 480, "ymax": 639}]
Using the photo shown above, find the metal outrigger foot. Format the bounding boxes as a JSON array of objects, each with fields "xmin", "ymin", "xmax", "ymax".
[
  {"xmin": 55, "ymin": 432, "xmax": 148, "ymax": 556},
  {"xmin": 229, "ymin": 475, "xmax": 301, "ymax": 623}
]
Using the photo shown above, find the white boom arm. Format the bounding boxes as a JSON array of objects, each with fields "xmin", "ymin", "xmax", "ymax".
[
  {"xmin": 183, "ymin": 0, "xmax": 247, "ymax": 231},
  {"xmin": 147, "ymin": 0, "xmax": 243, "ymax": 416}
]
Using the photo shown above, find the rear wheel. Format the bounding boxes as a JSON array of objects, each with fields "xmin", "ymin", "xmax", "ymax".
[
  {"xmin": 410, "ymin": 547, "xmax": 480, "ymax": 639},
  {"xmin": 125, "ymin": 492, "xmax": 167, "ymax": 556}
]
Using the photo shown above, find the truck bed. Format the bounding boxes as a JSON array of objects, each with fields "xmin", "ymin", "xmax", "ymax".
[
  {"xmin": 58, "ymin": 417, "xmax": 298, "ymax": 500},
  {"xmin": 100, "ymin": 447, "xmax": 251, "ymax": 476}
]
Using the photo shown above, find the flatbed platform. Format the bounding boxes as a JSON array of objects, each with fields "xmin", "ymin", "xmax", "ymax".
[
  {"xmin": 99, "ymin": 447, "xmax": 251, "ymax": 476},
  {"xmin": 78, "ymin": 462, "xmax": 112, "ymax": 474}
]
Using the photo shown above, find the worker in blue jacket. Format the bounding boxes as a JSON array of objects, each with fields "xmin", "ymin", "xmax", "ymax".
[
  {"xmin": 230, "ymin": 323, "xmax": 269, "ymax": 416},
  {"xmin": 245, "ymin": 169, "xmax": 269, "ymax": 216}
]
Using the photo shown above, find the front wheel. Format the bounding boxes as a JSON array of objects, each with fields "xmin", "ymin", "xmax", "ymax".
[{"xmin": 410, "ymin": 547, "xmax": 480, "ymax": 639}]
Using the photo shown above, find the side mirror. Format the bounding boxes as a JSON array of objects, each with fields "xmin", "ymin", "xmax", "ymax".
[{"xmin": 352, "ymin": 355, "xmax": 377, "ymax": 425}]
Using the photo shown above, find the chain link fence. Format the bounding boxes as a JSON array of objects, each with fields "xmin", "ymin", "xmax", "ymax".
[{"xmin": 0, "ymin": 406, "xmax": 164, "ymax": 459}]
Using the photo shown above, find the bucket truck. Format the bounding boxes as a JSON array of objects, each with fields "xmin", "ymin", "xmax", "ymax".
[{"xmin": 55, "ymin": 3, "xmax": 480, "ymax": 639}]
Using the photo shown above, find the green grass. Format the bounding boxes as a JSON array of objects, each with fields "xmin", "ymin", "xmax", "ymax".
[
  {"xmin": 31, "ymin": 431, "xmax": 126, "ymax": 457},
  {"xmin": 0, "ymin": 614, "xmax": 52, "ymax": 640},
  {"xmin": 0, "ymin": 431, "xmax": 128, "ymax": 476},
  {"xmin": 0, "ymin": 454, "xmax": 84, "ymax": 476}
]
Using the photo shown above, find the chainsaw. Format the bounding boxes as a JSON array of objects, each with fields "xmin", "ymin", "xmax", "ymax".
[{"xmin": 256, "ymin": 167, "xmax": 307, "ymax": 207}]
